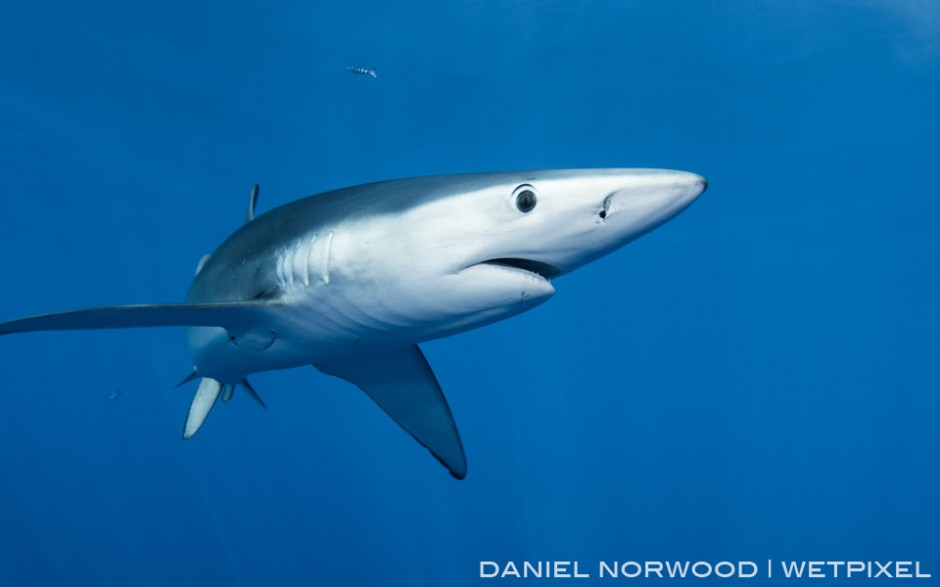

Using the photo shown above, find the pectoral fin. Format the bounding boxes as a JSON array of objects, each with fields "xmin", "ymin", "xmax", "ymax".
[
  {"xmin": 0, "ymin": 302, "xmax": 277, "ymax": 336},
  {"xmin": 315, "ymin": 345, "xmax": 467, "ymax": 479}
]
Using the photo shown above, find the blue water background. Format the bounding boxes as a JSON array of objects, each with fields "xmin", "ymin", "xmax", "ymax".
[{"xmin": 1, "ymin": 1, "xmax": 938, "ymax": 585}]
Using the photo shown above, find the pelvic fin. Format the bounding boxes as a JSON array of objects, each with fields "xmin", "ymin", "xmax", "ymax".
[{"xmin": 183, "ymin": 378, "xmax": 222, "ymax": 439}]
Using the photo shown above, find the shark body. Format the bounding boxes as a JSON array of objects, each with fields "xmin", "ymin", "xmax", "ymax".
[{"xmin": 0, "ymin": 168, "xmax": 706, "ymax": 478}]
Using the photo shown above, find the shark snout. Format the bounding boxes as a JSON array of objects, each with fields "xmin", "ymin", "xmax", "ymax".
[
  {"xmin": 604, "ymin": 171, "xmax": 706, "ymax": 240},
  {"xmin": 692, "ymin": 174, "xmax": 707, "ymax": 193},
  {"xmin": 666, "ymin": 171, "xmax": 707, "ymax": 208},
  {"xmin": 689, "ymin": 174, "xmax": 708, "ymax": 201}
]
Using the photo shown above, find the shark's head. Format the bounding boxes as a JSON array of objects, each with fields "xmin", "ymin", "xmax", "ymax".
[
  {"xmin": 338, "ymin": 168, "xmax": 706, "ymax": 344},
  {"xmin": 452, "ymin": 168, "xmax": 707, "ymax": 278}
]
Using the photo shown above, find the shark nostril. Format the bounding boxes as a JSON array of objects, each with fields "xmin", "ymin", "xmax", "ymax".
[{"xmin": 599, "ymin": 196, "xmax": 612, "ymax": 221}]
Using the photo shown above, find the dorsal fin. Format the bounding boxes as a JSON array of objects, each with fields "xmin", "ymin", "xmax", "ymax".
[
  {"xmin": 247, "ymin": 184, "xmax": 260, "ymax": 223},
  {"xmin": 194, "ymin": 254, "xmax": 211, "ymax": 276}
]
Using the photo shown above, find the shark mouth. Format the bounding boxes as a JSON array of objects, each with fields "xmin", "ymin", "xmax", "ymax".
[{"xmin": 480, "ymin": 258, "xmax": 563, "ymax": 280}]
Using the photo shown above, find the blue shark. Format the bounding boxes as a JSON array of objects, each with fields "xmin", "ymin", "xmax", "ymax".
[{"xmin": 0, "ymin": 169, "xmax": 706, "ymax": 478}]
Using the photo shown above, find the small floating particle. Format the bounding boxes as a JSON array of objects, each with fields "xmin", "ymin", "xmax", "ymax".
[{"xmin": 110, "ymin": 389, "xmax": 122, "ymax": 400}]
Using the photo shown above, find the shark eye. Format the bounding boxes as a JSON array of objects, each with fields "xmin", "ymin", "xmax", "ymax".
[{"xmin": 515, "ymin": 189, "xmax": 537, "ymax": 213}]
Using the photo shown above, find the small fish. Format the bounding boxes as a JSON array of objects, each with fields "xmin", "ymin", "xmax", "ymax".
[
  {"xmin": 110, "ymin": 389, "xmax": 122, "ymax": 400},
  {"xmin": 347, "ymin": 65, "xmax": 377, "ymax": 78}
]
